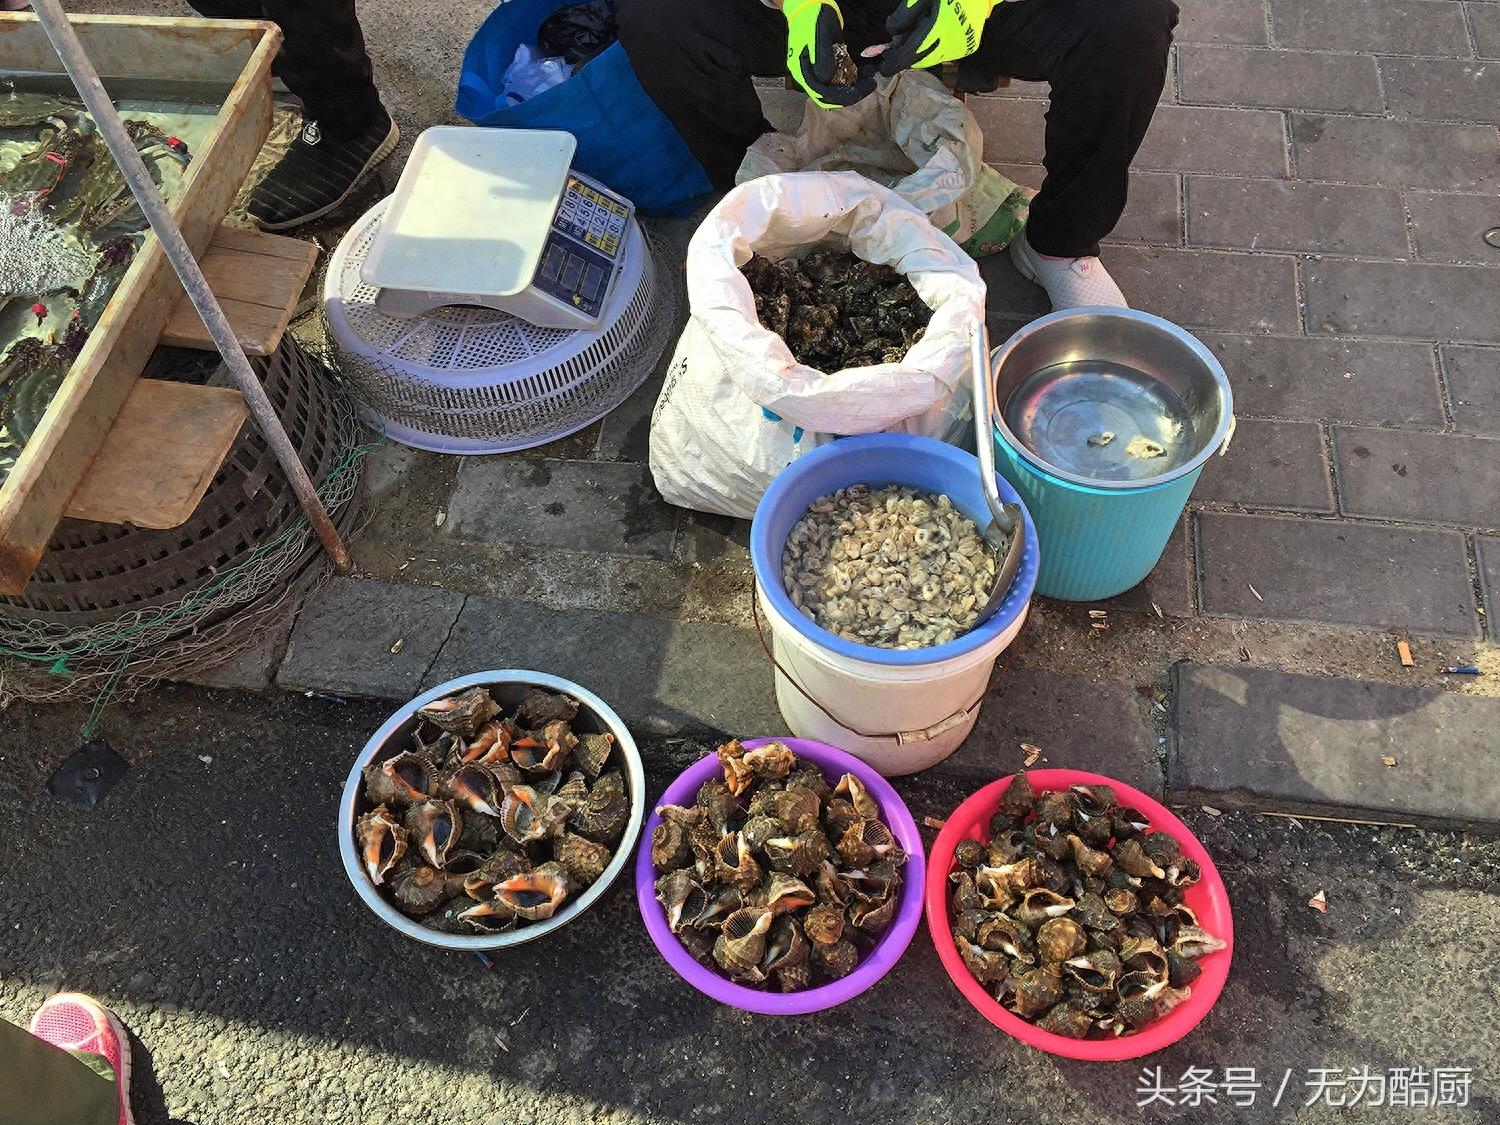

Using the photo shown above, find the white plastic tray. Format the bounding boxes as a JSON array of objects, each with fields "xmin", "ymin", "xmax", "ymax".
[{"xmin": 359, "ymin": 126, "xmax": 577, "ymax": 299}]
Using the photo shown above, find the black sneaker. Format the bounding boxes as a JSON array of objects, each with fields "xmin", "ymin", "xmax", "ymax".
[{"xmin": 248, "ymin": 112, "xmax": 400, "ymax": 231}]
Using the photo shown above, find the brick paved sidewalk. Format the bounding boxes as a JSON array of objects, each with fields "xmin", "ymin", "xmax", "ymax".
[
  {"xmin": 972, "ymin": 0, "xmax": 1500, "ymax": 642},
  {"xmin": 187, "ymin": 0, "xmax": 1499, "ymax": 828}
]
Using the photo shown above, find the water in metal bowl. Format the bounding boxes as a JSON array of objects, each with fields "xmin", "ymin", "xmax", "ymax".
[
  {"xmin": 992, "ymin": 308, "xmax": 1232, "ymax": 491},
  {"xmin": 1002, "ymin": 358, "xmax": 1196, "ymax": 484}
]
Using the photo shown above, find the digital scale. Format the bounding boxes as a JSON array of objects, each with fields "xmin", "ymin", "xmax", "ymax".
[{"xmin": 360, "ymin": 126, "xmax": 636, "ymax": 330}]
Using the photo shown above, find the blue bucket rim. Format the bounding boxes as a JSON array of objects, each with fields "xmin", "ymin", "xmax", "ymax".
[
  {"xmin": 750, "ymin": 434, "xmax": 1039, "ymax": 668},
  {"xmin": 991, "ymin": 306, "xmax": 1234, "ymax": 492}
]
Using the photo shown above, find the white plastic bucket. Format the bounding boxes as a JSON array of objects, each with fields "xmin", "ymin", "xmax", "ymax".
[
  {"xmin": 749, "ymin": 434, "xmax": 1039, "ymax": 776},
  {"xmin": 756, "ymin": 579, "xmax": 1029, "ymax": 774}
]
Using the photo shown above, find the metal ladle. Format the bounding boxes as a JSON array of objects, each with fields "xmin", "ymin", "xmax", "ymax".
[{"xmin": 969, "ymin": 320, "xmax": 1026, "ymax": 627}]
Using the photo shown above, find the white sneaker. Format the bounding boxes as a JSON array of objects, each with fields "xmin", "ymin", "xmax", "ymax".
[{"xmin": 1010, "ymin": 230, "xmax": 1128, "ymax": 310}]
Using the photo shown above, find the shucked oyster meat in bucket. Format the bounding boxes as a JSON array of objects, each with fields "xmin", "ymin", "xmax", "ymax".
[
  {"xmin": 782, "ymin": 483, "xmax": 1001, "ymax": 649},
  {"xmin": 355, "ymin": 684, "xmax": 629, "ymax": 934}
]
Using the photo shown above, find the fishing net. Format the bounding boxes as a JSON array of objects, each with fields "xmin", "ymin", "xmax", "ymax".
[{"xmin": 0, "ymin": 334, "xmax": 369, "ymax": 716}]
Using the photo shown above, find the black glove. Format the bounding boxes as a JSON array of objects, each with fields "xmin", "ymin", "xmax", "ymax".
[
  {"xmin": 879, "ymin": 0, "xmax": 994, "ymax": 77},
  {"xmin": 784, "ymin": 0, "xmax": 877, "ymax": 109}
]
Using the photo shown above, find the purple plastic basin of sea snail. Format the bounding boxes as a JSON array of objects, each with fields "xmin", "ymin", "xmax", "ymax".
[{"xmin": 635, "ymin": 736, "xmax": 925, "ymax": 1016}]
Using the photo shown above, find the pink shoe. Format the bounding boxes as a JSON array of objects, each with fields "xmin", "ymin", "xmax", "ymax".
[{"xmin": 28, "ymin": 993, "xmax": 134, "ymax": 1125}]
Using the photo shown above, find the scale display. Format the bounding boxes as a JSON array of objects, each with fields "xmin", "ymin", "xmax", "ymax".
[{"xmin": 533, "ymin": 175, "xmax": 632, "ymax": 321}]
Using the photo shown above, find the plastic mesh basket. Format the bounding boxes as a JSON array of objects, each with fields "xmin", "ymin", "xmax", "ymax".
[{"xmin": 324, "ymin": 198, "xmax": 678, "ymax": 453}]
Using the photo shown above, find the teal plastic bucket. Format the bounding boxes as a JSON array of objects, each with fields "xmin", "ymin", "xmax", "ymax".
[{"xmin": 989, "ymin": 308, "xmax": 1233, "ymax": 602}]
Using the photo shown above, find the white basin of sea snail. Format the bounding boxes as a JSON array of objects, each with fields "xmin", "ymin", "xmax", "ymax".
[
  {"xmin": 650, "ymin": 739, "xmax": 908, "ymax": 991},
  {"xmin": 351, "ymin": 682, "xmax": 637, "ymax": 938}
]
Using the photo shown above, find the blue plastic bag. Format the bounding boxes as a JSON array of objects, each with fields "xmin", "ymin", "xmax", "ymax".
[{"xmin": 457, "ymin": 0, "xmax": 713, "ymax": 216}]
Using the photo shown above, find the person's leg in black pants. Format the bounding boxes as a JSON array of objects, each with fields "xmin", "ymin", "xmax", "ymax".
[
  {"xmin": 969, "ymin": 0, "xmax": 1177, "ymax": 261},
  {"xmin": 617, "ymin": 0, "xmax": 893, "ymax": 190},
  {"xmin": 188, "ymin": 0, "xmax": 398, "ymax": 229},
  {"xmin": 617, "ymin": 0, "xmax": 1174, "ymax": 306}
]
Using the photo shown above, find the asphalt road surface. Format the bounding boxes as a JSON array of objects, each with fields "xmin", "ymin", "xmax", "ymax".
[{"xmin": 1, "ymin": 686, "xmax": 1495, "ymax": 1123}]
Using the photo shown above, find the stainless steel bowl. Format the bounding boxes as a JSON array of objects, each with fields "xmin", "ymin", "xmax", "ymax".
[
  {"xmin": 338, "ymin": 670, "xmax": 646, "ymax": 951},
  {"xmin": 992, "ymin": 307, "xmax": 1233, "ymax": 490}
]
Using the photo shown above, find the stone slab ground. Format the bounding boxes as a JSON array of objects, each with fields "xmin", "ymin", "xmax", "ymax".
[{"xmin": 1171, "ymin": 664, "xmax": 1500, "ymax": 827}]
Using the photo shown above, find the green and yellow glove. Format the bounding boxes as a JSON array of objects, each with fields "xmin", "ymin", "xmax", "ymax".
[
  {"xmin": 783, "ymin": 0, "xmax": 876, "ymax": 109},
  {"xmin": 879, "ymin": 0, "xmax": 998, "ymax": 75}
]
